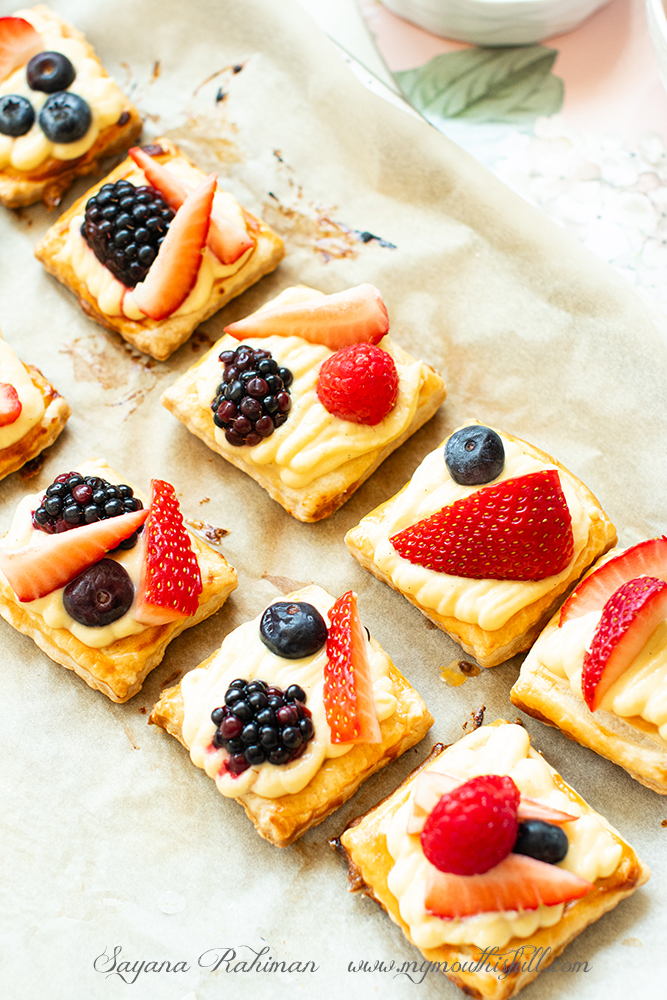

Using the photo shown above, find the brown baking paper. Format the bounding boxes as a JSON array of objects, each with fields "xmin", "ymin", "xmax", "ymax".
[{"xmin": 0, "ymin": 0, "xmax": 666, "ymax": 997}]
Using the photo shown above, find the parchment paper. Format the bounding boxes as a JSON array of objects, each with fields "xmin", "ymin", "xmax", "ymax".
[{"xmin": 0, "ymin": 1, "xmax": 666, "ymax": 998}]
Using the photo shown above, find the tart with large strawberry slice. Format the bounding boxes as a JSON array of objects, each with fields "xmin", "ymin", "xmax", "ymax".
[
  {"xmin": 148, "ymin": 584, "xmax": 433, "ymax": 846},
  {"xmin": 345, "ymin": 423, "xmax": 617, "ymax": 666},
  {"xmin": 512, "ymin": 536, "xmax": 667, "ymax": 793},
  {"xmin": 161, "ymin": 284, "xmax": 446, "ymax": 521},
  {"xmin": 34, "ymin": 137, "xmax": 284, "ymax": 360},
  {"xmin": 0, "ymin": 460, "xmax": 237, "ymax": 702},
  {"xmin": 334, "ymin": 720, "xmax": 649, "ymax": 1000}
]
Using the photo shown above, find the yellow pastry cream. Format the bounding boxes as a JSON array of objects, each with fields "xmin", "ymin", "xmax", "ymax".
[
  {"xmin": 0, "ymin": 335, "xmax": 45, "ymax": 450},
  {"xmin": 385, "ymin": 723, "xmax": 623, "ymax": 950},
  {"xmin": 0, "ymin": 7, "xmax": 126, "ymax": 172},
  {"xmin": 54, "ymin": 155, "xmax": 253, "ymax": 321},
  {"xmin": 362, "ymin": 434, "xmax": 605, "ymax": 632},
  {"xmin": 181, "ymin": 585, "xmax": 398, "ymax": 799}
]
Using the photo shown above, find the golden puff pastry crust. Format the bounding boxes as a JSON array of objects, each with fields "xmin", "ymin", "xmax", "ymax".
[
  {"xmin": 345, "ymin": 430, "xmax": 617, "ymax": 667},
  {"xmin": 333, "ymin": 720, "xmax": 650, "ymax": 1000},
  {"xmin": 149, "ymin": 645, "xmax": 434, "ymax": 848},
  {"xmin": 0, "ymin": 6, "xmax": 142, "ymax": 209},
  {"xmin": 33, "ymin": 137, "xmax": 285, "ymax": 360},
  {"xmin": 0, "ymin": 363, "xmax": 70, "ymax": 479}
]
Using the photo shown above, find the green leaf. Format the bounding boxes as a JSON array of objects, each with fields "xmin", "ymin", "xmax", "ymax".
[{"xmin": 395, "ymin": 47, "xmax": 564, "ymax": 126}]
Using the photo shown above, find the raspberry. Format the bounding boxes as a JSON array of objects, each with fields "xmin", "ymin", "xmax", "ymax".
[
  {"xmin": 420, "ymin": 774, "xmax": 520, "ymax": 876},
  {"xmin": 316, "ymin": 343, "xmax": 399, "ymax": 425}
]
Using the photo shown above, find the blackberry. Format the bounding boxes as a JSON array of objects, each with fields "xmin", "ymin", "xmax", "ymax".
[
  {"xmin": 211, "ymin": 678, "xmax": 314, "ymax": 775},
  {"xmin": 80, "ymin": 179, "xmax": 175, "ymax": 288},
  {"xmin": 210, "ymin": 345, "xmax": 293, "ymax": 447},
  {"xmin": 32, "ymin": 472, "xmax": 144, "ymax": 547}
]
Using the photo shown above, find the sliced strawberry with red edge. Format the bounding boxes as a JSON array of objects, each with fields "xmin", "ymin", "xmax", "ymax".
[
  {"xmin": 0, "ymin": 17, "xmax": 42, "ymax": 81},
  {"xmin": 390, "ymin": 469, "xmax": 574, "ymax": 581},
  {"xmin": 517, "ymin": 798, "xmax": 578, "ymax": 825},
  {"xmin": 135, "ymin": 480, "xmax": 202, "ymax": 625},
  {"xmin": 0, "ymin": 508, "xmax": 148, "ymax": 602},
  {"xmin": 131, "ymin": 172, "xmax": 215, "ymax": 321},
  {"xmin": 559, "ymin": 536, "xmax": 667, "ymax": 626},
  {"xmin": 224, "ymin": 284, "xmax": 389, "ymax": 350},
  {"xmin": 128, "ymin": 147, "xmax": 253, "ymax": 265},
  {"xmin": 323, "ymin": 590, "xmax": 381, "ymax": 744},
  {"xmin": 0, "ymin": 383, "xmax": 22, "ymax": 426},
  {"xmin": 581, "ymin": 575, "xmax": 667, "ymax": 711},
  {"xmin": 424, "ymin": 852, "xmax": 593, "ymax": 919}
]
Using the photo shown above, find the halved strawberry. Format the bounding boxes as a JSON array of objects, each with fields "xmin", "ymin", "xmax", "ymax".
[
  {"xmin": 223, "ymin": 284, "xmax": 389, "ymax": 349},
  {"xmin": 0, "ymin": 383, "xmax": 22, "ymax": 426},
  {"xmin": 559, "ymin": 536, "xmax": 667, "ymax": 626},
  {"xmin": 581, "ymin": 576, "xmax": 667, "ymax": 711},
  {"xmin": 0, "ymin": 17, "xmax": 42, "ymax": 81},
  {"xmin": 424, "ymin": 852, "xmax": 593, "ymax": 919},
  {"xmin": 128, "ymin": 147, "xmax": 253, "ymax": 265},
  {"xmin": 390, "ymin": 470, "xmax": 574, "ymax": 581},
  {"xmin": 323, "ymin": 590, "xmax": 381, "ymax": 744},
  {"xmin": 135, "ymin": 480, "xmax": 202, "ymax": 626},
  {"xmin": 0, "ymin": 508, "xmax": 148, "ymax": 602},
  {"xmin": 131, "ymin": 172, "xmax": 216, "ymax": 321}
]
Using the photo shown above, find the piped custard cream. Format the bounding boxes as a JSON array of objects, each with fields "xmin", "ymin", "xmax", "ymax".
[
  {"xmin": 0, "ymin": 7, "xmax": 126, "ymax": 172},
  {"xmin": 0, "ymin": 460, "xmax": 147, "ymax": 648},
  {"xmin": 0, "ymin": 337, "xmax": 44, "ymax": 450},
  {"xmin": 56, "ymin": 156, "xmax": 254, "ymax": 321},
  {"xmin": 196, "ymin": 287, "xmax": 427, "ymax": 490},
  {"xmin": 181, "ymin": 585, "xmax": 397, "ymax": 799},
  {"xmin": 386, "ymin": 723, "xmax": 623, "ymax": 950},
  {"xmin": 364, "ymin": 436, "xmax": 604, "ymax": 632}
]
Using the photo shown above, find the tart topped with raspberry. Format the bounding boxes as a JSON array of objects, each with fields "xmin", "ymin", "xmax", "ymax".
[{"xmin": 162, "ymin": 284, "xmax": 447, "ymax": 521}]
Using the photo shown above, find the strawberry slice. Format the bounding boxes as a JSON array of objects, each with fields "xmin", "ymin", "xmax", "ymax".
[
  {"xmin": 0, "ymin": 383, "xmax": 22, "ymax": 426},
  {"xmin": 559, "ymin": 536, "xmax": 667, "ymax": 626},
  {"xmin": 0, "ymin": 17, "xmax": 42, "ymax": 81},
  {"xmin": 128, "ymin": 147, "xmax": 253, "ymax": 265},
  {"xmin": 391, "ymin": 470, "xmax": 574, "ymax": 581},
  {"xmin": 323, "ymin": 590, "xmax": 381, "ymax": 744},
  {"xmin": 135, "ymin": 480, "xmax": 202, "ymax": 626},
  {"xmin": 131, "ymin": 172, "xmax": 216, "ymax": 321},
  {"xmin": 424, "ymin": 852, "xmax": 593, "ymax": 919},
  {"xmin": 223, "ymin": 284, "xmax": 390, "ymax": 349},
  {"xmin": 581, "ymin": 576, "xmax": 667, "ymax": 711},
  {"xmin": 517, "ymin": 798, "xmax": 578, "ymax": 825},
  {"xmin": 0, "ymin": 508, "xmax": 148, "ymax": 602}
]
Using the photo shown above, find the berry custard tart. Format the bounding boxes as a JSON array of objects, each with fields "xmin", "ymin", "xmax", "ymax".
[
  {"xmin": 149, "ymin": 584, "xmax": 433, "ymax": 846},
  {"xmin": 345, "ymin": 424, "xmax": 617, "ymax": 667},
  {"xmin": 334, "ymin": 720, "xmax": 649, "ymax": 1000},
  {"xmin": 0, "ymin": 460, "xmax": 237, "ymax": 701},
  {"xmin": 512, "ymin": 537, "xmax": 667, "ymax": 794},
  {"xmin": 33, "ymin": 137, "xmax": 285, "ymax": 360},
  {"xmin": 0, "ymin": 326, "xmax": 70, "ymax": 479},
  {"xmin": 160, "ymin": 284, "xmax": 447, "ymax": 521},
  {"xmin": 0, "ymin": 6, "xmax": 141, "ymax": 209}
]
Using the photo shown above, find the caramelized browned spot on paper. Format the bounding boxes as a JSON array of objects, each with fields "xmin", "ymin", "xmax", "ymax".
[
  {"xmin": 19, "ymin": 452, "xmax": 47, "ymax": 479},
  {"xmin": 440, "ymin": 658, "xmax": 481, "ymax": 687},
  {"xmin": 61, "ymin": 335, "xmax": 160, "ymax": 415},
  {"xmin": 160, "ymin": 670, "xmax": 182, "ymax": 690},
  {"xmin": 185, "ymin": 519, "xmax": 229, "ymax": 547},
  {"xmin": 262, "ymin": 574, "xmax": 308, "ymax": 594}
]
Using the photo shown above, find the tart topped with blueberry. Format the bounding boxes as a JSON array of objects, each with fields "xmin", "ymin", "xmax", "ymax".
[{"xmin": 0, "ymin": 6, "xmax": 141, "ymax": 208}]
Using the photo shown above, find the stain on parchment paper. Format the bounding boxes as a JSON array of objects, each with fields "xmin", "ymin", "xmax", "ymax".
[
  {"xmin": 440, "ymin": 658, "xmax": 481, "ymax": 687},
  {"xmin": 166, "ymin": 113, "xmax": 242, "ymax": 172},
  {"xmin": 262, "ymin": 574, "xmax": 308, "ymax": 594},
  {"xmin": 185, "ymin": 519, "xmax": 229, "ymax": 548},
  {"xmin": 61, "ymin": 335, "xmax": 160, "ymax": 415}
]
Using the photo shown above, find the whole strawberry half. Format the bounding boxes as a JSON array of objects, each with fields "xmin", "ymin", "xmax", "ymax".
[
  {"xmin": 581, "ymin": 575, "xmax": 667, "ymax": 711},
  {"xmin": 323, "ymin": 590, "xmax": 381, "ymax": 744},
  {"xmin": 316, "ymin": 342, "xmax": 399, "ymax": 425},
  {"xmin": 390, "ymin": 469, "xmax": 574, "ymax": 581},
  {"xmin": 135, "ymin": 480, "xmax": 202, "ymax": 625}
]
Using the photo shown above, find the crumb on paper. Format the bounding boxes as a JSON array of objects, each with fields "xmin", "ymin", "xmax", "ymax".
[
  {"xmin": 186, "ymin": 518, "xmax": 229, "ymax": 546},
  {"xmin": 199, "ymin": 496, "xmax": 210, "ymax": 505},
  {"xmin": 138, "ymin": 707, "xmax": 147, "ymax": 715},
  {"xmin": 440, "ymin": 659, "xmax": 480, "ymax": 686}
]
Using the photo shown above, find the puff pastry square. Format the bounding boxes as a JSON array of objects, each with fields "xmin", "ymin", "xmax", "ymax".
[
  {"xmin": 161, "ymin": 286, "xmax": 447, "ymax": 521},
  {"xmin": 149, "ymin": 584, "xmax": 434, "ymax": 847},
  {"xmin": 0, "ymin": 6, "xmax": 142, "ymax": 209},
  {"xmin": 345, "ymin": 426, "xmax": 617, "ymax": 667},
  {"xmin": 34, "ymin": 137, "xmax": 285, "ymax": 360},
  {"xmin": 0, "ymin": 460, "xmax": 238, "ymax": 702},
  {"xmin": 334, "ymin": 719, "xmax": 649, "ymax": 1000}
]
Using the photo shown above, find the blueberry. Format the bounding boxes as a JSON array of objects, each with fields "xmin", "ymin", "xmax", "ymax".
[
  {"xmin": 63, "ymin": 559, "xmax": 134, "ymax": 627},
  {"xmin": 259, "ymin": 601, "xmax": 328, "ymax": 659},
  {"xmin": 513, "ymin": 820, "xmax": 568, "ymax": 865},
  {"xmin": 0, "ymin": 95, "xmax": 35, "ymax": 137},
  {"xmin": 38, "ymin": 92, "xmax": 91, "ymax": 143},
  {"xmin": 444, "ymin": 425, "xmax": 505, "ymax": 486},
  {"xmin": 27, "ymin": 51, "xmax": 76, "ymax": 93}
]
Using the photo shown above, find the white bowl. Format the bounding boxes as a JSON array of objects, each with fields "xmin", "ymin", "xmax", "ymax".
[
  {"xmin": 381, "ymin": 0, "xmax": 612, "ymax": 46},
  {"xmin": 646, "ymin": 0, "xmax": 667, "ymax": 95}
]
